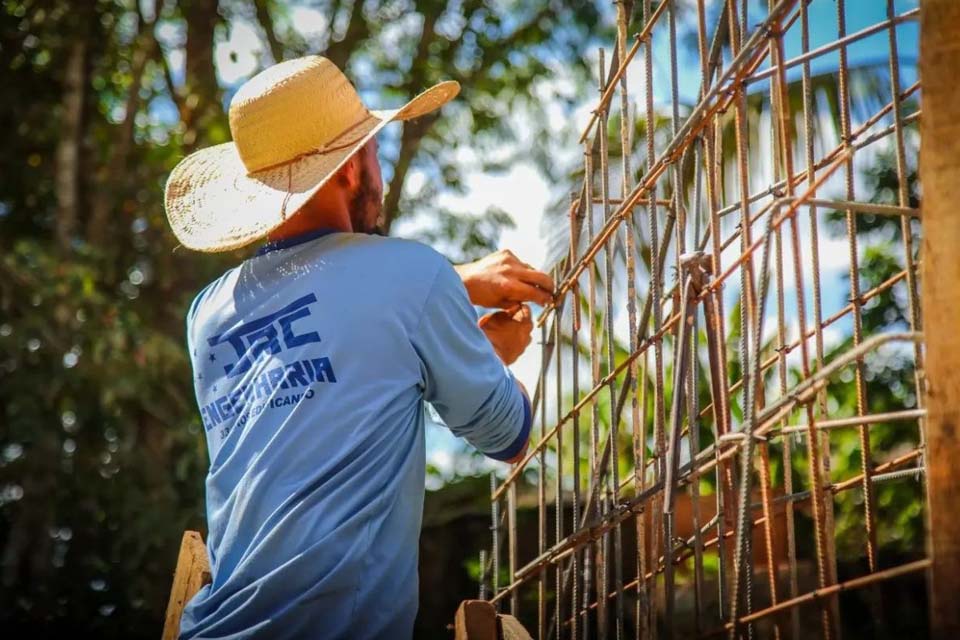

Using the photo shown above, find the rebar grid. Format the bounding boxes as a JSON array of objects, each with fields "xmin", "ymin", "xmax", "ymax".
[{"xmin": 478, "ymin": 1, "xmax": 924, "ymax": 638}]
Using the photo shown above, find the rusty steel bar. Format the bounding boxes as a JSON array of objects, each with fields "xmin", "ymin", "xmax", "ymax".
[
  {"xmin": 577, "ymin": 0, "xmax": 669, "ymax": 145},
  {"xmin": 571, "ymin": 190, "xmax": 585, "ymax": 640},
  {"xmin": 489, "ymin": 333, "xmax": 922, "ymax": 604},
  {"xmin": 554, "ymin": 263, "xmax": 564, "ymax": 640},
  {"xmin": 539, "ymin": 316, "xmax": 549, "ymax": 637},
  {"xmin": 541, "ymin": 0, "xmax": 803, "ymax": 326},
  {"xmin": 491, "ymin": 474, "xmax": 500, "ymax": 610},
  {"xmin": 478, "ymin": 2, "xmax": 930, "ymax": 637},
  {"xmin": 777, "ymin": 409, "xmax": 927, "ymax": 436}
]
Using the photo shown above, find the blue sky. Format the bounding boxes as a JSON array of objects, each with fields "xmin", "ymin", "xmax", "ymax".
[{"xmin": 652, "ymin": 0, "xmax": 919, "ymax": 105}]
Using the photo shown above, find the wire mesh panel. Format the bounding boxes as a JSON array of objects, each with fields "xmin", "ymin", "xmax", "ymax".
[{"xmin": 477, "ymin": 1, "xmax": 926, "ymax": 638}]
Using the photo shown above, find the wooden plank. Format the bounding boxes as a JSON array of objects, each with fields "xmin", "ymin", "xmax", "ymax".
[
  {"xmin": 454, "ymin": 600, "xmax": 498, "ymax": 640},
  {"xmin": 919, "ymin": 1, "xmax": 960, "ymax": 637},
  {"xmin": 499, "ymin": 614, "xmax": 534, "ymax": 640},
  {"xmin": 162, "ymin": 531, "xmax": 212, "ymax": 640}
]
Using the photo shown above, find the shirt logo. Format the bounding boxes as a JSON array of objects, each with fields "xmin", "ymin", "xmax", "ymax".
[{"xmin": 207, "ymin": 294, "xmax": 322, "ymax": 378}]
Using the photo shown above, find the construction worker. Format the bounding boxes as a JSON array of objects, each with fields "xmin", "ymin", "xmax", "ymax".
[{"xmin": 163, "ymin": 56, "xmax": 552, "ymax": 639}]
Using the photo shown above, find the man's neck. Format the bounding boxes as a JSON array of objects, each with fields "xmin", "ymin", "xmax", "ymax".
[{"xmin": 267, "ymin": 204, "xmax": 352, "ymax": 243}]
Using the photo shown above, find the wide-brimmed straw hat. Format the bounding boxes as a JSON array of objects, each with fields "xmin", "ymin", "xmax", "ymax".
[{"xmin": 164, "ymin": 56, "xmax": 459, "ymax": 252}]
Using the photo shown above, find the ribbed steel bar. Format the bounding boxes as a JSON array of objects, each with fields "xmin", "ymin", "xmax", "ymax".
[
  {"xmin": 488, "ymin": 334, "xmax": 922, "ymax": 605},
  {"xmin": 598, "ymin": 44, "xmax": 619, "ymax": 640},
  {"xmin": 479, "ymin": 3, "xmax": 928, "ymax": 637},
  {"xmin": 539, "ymin": 0, "xmax": 803, "ymax": 327},
  {"xmin": 886, "ymin": 0, "xmax": 927, "ymax": 470},
  {"xmin": 508, "ymin": 475, "xmax": 519, "ymax": 616},
  {"xmin": 539, "ymin": 315, "xmax": 549, "ymax": 637},
  {"xmin": 491, "ymin": 474, "xmax": 500, "ymax": 610},
  {"xmin": 494, "ymin": 156, "xmax": 853, "ymax": 508},
  {"xmin": 571, "ymin": 192, "xmax": 584, "ymax": 640},
  {"xmin": 585, "ymin": 71, "xmax": 601, "ymax": 637},
  {"xmin": 555, "ymin": 263, "xmax": 565, "ymax": 640}
]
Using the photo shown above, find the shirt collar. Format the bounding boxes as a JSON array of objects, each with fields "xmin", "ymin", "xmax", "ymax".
[{"xmin": 256, "ymin": 228, "xmax": 342, "ymax": 256}]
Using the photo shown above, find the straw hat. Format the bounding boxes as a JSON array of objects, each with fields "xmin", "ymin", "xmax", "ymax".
[{"xmin": 164, "ymin": 56, "xmax": 460, "ymax": 252}]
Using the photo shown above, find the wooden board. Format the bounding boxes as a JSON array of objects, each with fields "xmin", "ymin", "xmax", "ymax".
[
  {"xmin": 454, "ymin": 600, "xmax": 498, "ymax": 640},
  {"xmin": 161, "ymin": 531, "xmax": 212, "ymax": 640},
  {"xmin": 499, "ymin": 614, "xmax": 533, "ymax": 640},
  {"xmin": 453, "ymin": 600, "xmax": 534, "ymax": 640},
  {"xmin": 920, "ymin": 1, "xmax": 960, "ymax": 637}
]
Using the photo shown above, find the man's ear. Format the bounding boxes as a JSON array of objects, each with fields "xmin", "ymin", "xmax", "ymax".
[{"xmin": 336, "ymin": 153, "xmax": 362, "ymax": 190}]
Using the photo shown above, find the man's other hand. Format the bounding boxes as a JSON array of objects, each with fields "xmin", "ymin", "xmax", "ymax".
[
  {"xmin": 479, "ymin": 305, "xmax": 533, "ymax": 365},
  {"xmin": 456, "ymin": 250, "xmax": 555, "ymax": 309}
]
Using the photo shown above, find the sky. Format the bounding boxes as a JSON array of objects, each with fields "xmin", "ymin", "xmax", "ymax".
[{"xmin": 153, "ymin": 0, "xmax": 921, "ymax": 483}]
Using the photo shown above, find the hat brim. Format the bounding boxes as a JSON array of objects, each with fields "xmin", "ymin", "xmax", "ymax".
[{"xmin": 164, "ymin": 80, "xmax": 460, "ymax": 253}]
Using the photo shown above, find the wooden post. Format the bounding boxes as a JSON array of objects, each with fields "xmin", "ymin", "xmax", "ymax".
[
  {"xmin": 920, "ymin": 2, "xmax": 960, "ymax": 637},
  {"xmin": 162, "ymin": 531, "xmax": 212, "ymax": 640},
  {"xmin": 453, "ymin": 600, "xmax": 533, "ymax": 640},
  {"xmin": 454, "ymin": 600, "xmax": 498, "ymax": 640}
]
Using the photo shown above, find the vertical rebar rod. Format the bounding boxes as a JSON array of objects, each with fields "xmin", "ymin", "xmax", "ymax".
[
  {"xmin": 637, "ymin": 351, "xmax": 650, "ymax": 640},
  {"xmin": 492, "ymin": 474, "xmax": 501, "ymax": 611},
  {"xmin": 598, "ymin": 38, "xmax": 625, "ymax": 639},
  {"xmin": 509, "ymin": 476, "xmax": 519, "ymax": 616},
  {"xmin": 729, "ymin": 207, "xmax": 778, "ymax": 640},
  {"xmin": 540, "ymin": 317, "xmax": 549, "ymax": 638},
  {"xmin": 696, "ymin": 0, "xmax": 734, "ymax": 625},
  {"xmin": 616, "ymin": 4, "xmax": 634, "ymax": 637},
  {"xmin": 772, "ymin": 141, "xmax": 800, "ymax": 640},
  {"xmin": 835, "ymin": 2, "xmax": 885, "ymax": 636},
  {"xmin": 641, "ymin": 2, "xmax": 666, "ymax": 633},
  {"xmin": 887, "ymin": 0, "xmax": 926, "ymax": 471},
  {"xmin": 666, "ymin": 1, "xmax": 685, "ymax": 628},
  {"xmin": 616, "ymin": 2, "xmax": 645, "ymax": 636},
  {"xmin": 585, "ymin": 88, "xmax": 600, "ymax": 640},
  {"xmin": 688, "ymin": 150, "xmax": 706, "ymax": 637},
  {"xmin": 596, "ymin": 47, "xmax": 613, "ymax": 640},
  {"xmin": 727, "ymin": 0, "xmax": 758, "ymax": 631},
  {"xmin": 769, "ymin": 5, "xmax": 839, "ymax": 637},
  {"xmin": 572, "ymin": 192, "xmax": 584, "ymax": 640},
  {"xmin": 663, "ymin": 270, "xmax": 697, "ymax": 640},
  {"xmin": 785, "ymin": 119, "xmax": 834, "ymax": 640},
  {"xmin": 480, "ymin": 549, "xmax": 488, "ymax": 601},
  {"xmin": 556, "ymin": 264, "xmax": 565, "ymax": 640}
]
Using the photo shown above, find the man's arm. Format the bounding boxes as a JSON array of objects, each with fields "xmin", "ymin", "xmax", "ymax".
[
  {"xmin": 503, "ymin": 381, "xmax": 530, "ymax": 464},
  {"xmin": 476, "ymin": 309, "xmax": 533, "ymax": 463},
  {"xmin": 412, "ymin": 259, "xmax": 534, "ymax": 463},
  {"xmin": 455, "ymin": 249, "xmax": 555, "ymax": 309}
]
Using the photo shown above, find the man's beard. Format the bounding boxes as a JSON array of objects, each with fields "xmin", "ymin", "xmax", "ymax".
[{"xmin": 349, "ymin": 166, "xmax": 384, "ymax": 235}]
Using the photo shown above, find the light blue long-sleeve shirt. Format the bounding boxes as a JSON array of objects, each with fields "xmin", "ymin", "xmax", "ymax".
[{"xmin": 179, "ymin": 229, "xmax": 531, "ymax": 639}]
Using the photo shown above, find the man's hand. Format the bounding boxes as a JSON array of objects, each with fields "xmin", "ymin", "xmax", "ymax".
[
  {"xmin": 456, "ymin": 250, "xmax": 555, "ymax": 309},
  {"xmin": 479, "ymin": 305, "xmax": 533, "ymax": 365}
]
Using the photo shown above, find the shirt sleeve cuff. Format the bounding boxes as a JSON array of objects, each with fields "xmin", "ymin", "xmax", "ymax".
[{"xmin": 486, "ymin": 387, "xmax": 532, "ymax": 462}]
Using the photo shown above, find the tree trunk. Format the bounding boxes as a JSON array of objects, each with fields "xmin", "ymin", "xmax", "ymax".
[
  {"xmin": 380, "ymin": 11, "xmax": 439, "ymax": 233},
  {"xmin": 54, "ymin": 31, "xmax": 89, "ymax": 252},
  {"xmin": 380, "ymin": 115, "xmax": 437, "ymax": 234},
  {"xmin": 253, "ymin": 0, "xmax": 284, "ymax": 63},
  {"xmin": 180, "ymin": 0, "xmax": 223, "ymax": 150},
  {"xmin": 87, "ymin": 18, "xmax": 154, "ymax": 248},
  {"xmin": 324, "ymin": 0, "xmax": 371, "ymax": 71}
]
